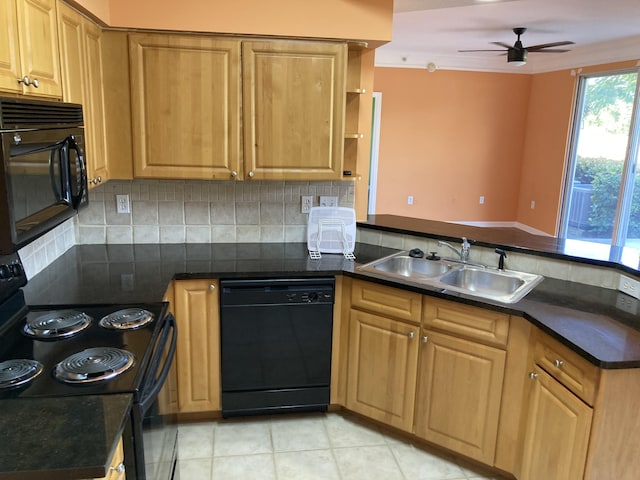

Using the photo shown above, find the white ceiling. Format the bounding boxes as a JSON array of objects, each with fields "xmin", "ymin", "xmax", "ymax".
[{"xmin": 375, "ymin": 0, "xmax": 640, "ymax": 73}]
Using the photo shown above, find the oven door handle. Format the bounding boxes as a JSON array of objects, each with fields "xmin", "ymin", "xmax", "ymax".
[{"xmin": 138, "ymin": 313, "xmax": 177, "ymax": 412}]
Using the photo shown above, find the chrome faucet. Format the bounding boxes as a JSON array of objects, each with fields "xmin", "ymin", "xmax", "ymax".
[{"xmin": 437, "ymin": 237, "xmax": 471, "ymax": 263}]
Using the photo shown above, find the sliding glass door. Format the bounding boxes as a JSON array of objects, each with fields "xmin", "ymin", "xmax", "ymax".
[{"xmin": 561, "ymin": 70, "xmax": 640, "ymax": 263}]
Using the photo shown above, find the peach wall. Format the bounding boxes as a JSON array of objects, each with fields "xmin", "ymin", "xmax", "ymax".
[
  {"xmin": 70, "ymin": 0, "xmax": 393, "ymax": 45},
  {"xmin": 373, "ymin": 67, "xmax": 531, "ymax": 222},
  {"xmin": 515, "ymin": 70, "xmax": 575, "ymax": 235}
]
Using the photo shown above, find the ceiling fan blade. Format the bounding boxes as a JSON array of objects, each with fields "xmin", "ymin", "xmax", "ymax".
[
  {"xmin": 527, "ymin": 40, "xmax": 575, "ymax": 50},
  {"xmin": 529, "ymin": 48, "xmax": 572, "ymax": 53},
  {"xmin": 458, "ymin": 49, "xmax": 508, "ymax": 52},
  {"xmin": 491, "ymin": 41, "xmax": 513, "ymax": 49}
]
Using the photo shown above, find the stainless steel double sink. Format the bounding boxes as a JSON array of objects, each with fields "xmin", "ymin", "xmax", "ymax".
[{"xmin": 357, "ymin": 251, "xmax": 544, "ymax": 304}]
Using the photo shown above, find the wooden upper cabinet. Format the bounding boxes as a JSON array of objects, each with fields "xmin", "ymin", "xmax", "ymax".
[
  {"xmin": 56, "ymin": 3, "xmax": 108, "ymax": 187},
  {"xmin": 129, "ymin": 33, "xmax": 242, "ymax": 180},
  {"xmin": 9, "ymin": 0, "xmax": 62, "ymax": 97},
  {"xmin": 82, "ymin": 21, "xmax": 108, "ymax": 186},
  {"xmin": 242, "ymin": 41, "xmax": 346, "ymax": 180},
  {"xmin": 0, "ymin": 1, "xmax": 23, "ymax": 94}
]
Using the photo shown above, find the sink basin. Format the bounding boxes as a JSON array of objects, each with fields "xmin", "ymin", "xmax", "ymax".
[
  {"xmin": 438, "ymin": 266, "xmax": 543, "ymax": 303},
  {"xmin": 358, "ymin": 251, "xmax": 543, "ymax": 304},
  {"xmin": 371, "ymin": 255, "xmax": 453, "ymax": 278}
]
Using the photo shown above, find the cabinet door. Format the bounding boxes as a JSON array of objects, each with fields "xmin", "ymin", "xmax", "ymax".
[
  {"xmin": 16, "ymin": 0, "xmax": 61, "ymax": 97},
  {"xmin": 520, "ymin": 367, "xmax": 593, "ymax": 480},
  {"xmin": 173, "ymin": 279, "xmax": 221, "ymax": 413},
  {"xmin": 0, "ymin": 1, "xmax": 22, "ymax": 94},
  {"xmin": 129, "ymin": 33, "xmax": 241, "ymax": 180},
  {"xmin": 242, "ymin": 41, "xmax": 346, "ymax": 180},
  {"xmin": 83, "ymin": 21, "xmax": 108, "ymax": 186},
  {"xmin": 57, "ymin": 3, "xmax": 84, "ymax": 104},
  {"xmin": 346, "ymin": 309, "xmax": 419, "ymax": 431},
  {"xmin": 414, "ymin": 330, "xmax": 506, "ymax": 464}
]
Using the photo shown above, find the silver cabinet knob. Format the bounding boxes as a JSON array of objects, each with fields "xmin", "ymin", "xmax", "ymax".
[
  {"xmin": 553, "ymin": 359, "xmax": 564, "ymax": 368},
  {"xmin": 231, "ymin": 171, "xmax": 238, "ymax": 178},
  {"xmin": 248, "ymin": 171, "xmax": 254, "ymax": 178},
  {"xmin": 32, "ymin": 78, "xmax": 39, "ymax": 88},
  {"xmin": 407, "ymin": 331, "xmax": 415, "ymax": 339},
  {"xmin": 421, "ymin": 336, "xmax": 428, "ymax": 344},
  {"xmin": 110, "ymin": 463, "xmax": 125, "ymax": 473},
  {"xmin": 209, "ymin": 284, "xmax": 216, "ymax": 291},
  {"xmin": 529, "ymin": 372, "xmax": 538, "ymax": 380},
  {"xmin": 17, "ymin": 75, "xmax": 31, "ymax": 86},
  {"xmin": 90, "ymin": 176, "xmax": 102, "ymax": 185}
]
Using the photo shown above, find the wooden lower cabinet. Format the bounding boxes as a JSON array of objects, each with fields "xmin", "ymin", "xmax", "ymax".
[
  {"xmin": 346, "ymin": 308, "xmax": 419, "ymax": 431},
  {"xmin": 519, "ymin": 366, "xmax": 593, "ymax": 480},
  {"xmin": 173, "ymin": 279, "xmax": 220, "ymax": 413},
  {"xmin": 414, "ymin": 329, "xmax": 506, "ymax": 464}
]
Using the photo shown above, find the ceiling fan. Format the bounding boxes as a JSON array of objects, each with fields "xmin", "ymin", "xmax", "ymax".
[{"xmin": 459, "ymin": 27, "xmax": 574, "ymax": 66}]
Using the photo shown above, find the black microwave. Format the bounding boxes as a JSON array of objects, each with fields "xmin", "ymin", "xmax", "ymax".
[{"xmin": 0, "ymin": 97, "xmax": 88, "ymax": 254}]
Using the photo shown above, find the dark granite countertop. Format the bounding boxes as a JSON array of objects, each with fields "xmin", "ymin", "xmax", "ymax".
[
  {"xmin": 0, "ymin": 394, "xmax": 132, "ymax": 480},
  {"xmin": 21, "ymin": 242, "xmax": 640, "ymax": 368}
]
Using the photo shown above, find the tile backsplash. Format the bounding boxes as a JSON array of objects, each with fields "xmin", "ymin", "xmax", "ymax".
[
  {"xmin": 77, "ymin": 179, "xmax": 355, "ymax": 245},
  {"xmin": 18, "ymin": 218, "xmax": 75, "ymax": 279}
]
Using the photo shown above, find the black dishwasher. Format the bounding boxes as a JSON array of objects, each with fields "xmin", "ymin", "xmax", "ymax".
[{"xmin": 220, "ymin": 277, "xmax": 334, "ymax": 417}]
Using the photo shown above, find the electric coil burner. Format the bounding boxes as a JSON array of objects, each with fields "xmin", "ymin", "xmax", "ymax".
[
  {"xmin": 23, "ymin": 310, "xmax": 92, "ymax": 339},
  {"xmin": 0, "ymin": 359, "xmax": 43, "ymax": 389},
  {"xmin": 54, "ymin": 347, "xmax": 136, "ymax": 384},
  {"xmin": 99, "ymin": 308, "xmax": 154, "ymax": 330}
]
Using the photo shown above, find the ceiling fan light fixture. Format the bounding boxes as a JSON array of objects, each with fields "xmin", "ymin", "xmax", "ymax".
[{"xmin": 507, "ymin": 48, "xmax": 527, "ymax": 66}]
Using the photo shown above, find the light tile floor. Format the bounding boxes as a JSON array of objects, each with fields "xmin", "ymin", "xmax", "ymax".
[{"xmin": 177, "ymin": 412, "xmax": 508, "ymax": 480}]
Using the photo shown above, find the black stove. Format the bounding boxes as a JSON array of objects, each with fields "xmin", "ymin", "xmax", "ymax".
[
  {"xmin": 0, "ymin": 251, "xmax": 179, "ymax": 480},
  {"xmin": 0, "ymin": 299, "xmax": 167, "ymax": 399}
]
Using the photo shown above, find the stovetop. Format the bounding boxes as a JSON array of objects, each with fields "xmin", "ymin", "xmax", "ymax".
[{"xmin": 0, "ymin": 300, "xmax": 168, "ymax": 400}]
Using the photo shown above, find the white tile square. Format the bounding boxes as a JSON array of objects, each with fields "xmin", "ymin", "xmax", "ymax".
[
  {"xmin": 178, "ymin": 422, "xmax": 215, "ymax": 460},
  {"xmin": 177, "ymin": 458, "xmax": 212, "ymax": 479},
  {"xmin": 275, "ymin": 449, "xmax": 340, "ymax": 480},
  {"xmin": 212, "ymin": 453, "xmax": 276, "ymax": 480},
  {"xmin": 324, "ymin": 414, "xmax": 386, "ymax": 448},
  {"xmin": 390, "ymin": 442, "xmax": 467, "ymax": 479},
  {"xmin": 271, "ymin": 415, "xmax": 330, "ymax": 452},
  {"xmin": 333, "ymin": 445, "xmax": 404, "ymax": 480},
  {"xmin": 213, "ymin": 420, "xmax": 273, "ymax": 456}
]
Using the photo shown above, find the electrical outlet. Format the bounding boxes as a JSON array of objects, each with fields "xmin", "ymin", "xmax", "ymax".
[
  {"xmin": 301, "ymin": 195, "xmax": 313, "ymax": 213},
  {"xmin": 616, "ymin": 292, "xmax": 639, "ymax": 315},
  {"xmin": 530, "ymin": 200, "xmax": 536, "ymax": 209},
  {"xmin": 319, "ymin": 196, "xmax": 338, "ymax": 207},
  {"xmin": 116, "ymin": 194, "xmax": 130, "ymax": 214},
  {"xmin": 618, "ymin": 274, "xmax": 640, "ymax": 299},
  {"xmin": 479, "ymin": 196, "xmax": 485, "ymax": 204},
  {"xmin": 407, "ymin": 195, "xmax": 414, "ymax": 205}
]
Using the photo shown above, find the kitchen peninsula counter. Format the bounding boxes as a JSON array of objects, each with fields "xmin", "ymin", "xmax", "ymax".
[
  {"xmin": 0, "ymin": 394, "xmax": 131, "ymax": 480},
  {"xmin": 21, "ymin": 242, "xmax": 640, "ymax": 368}
]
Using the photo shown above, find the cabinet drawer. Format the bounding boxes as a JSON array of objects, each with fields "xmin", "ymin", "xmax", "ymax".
[
  {"xmin": 422, "ymin": 297, "xmax": 510, "ymax": 347},
  {"xmin": 350, "ymin": 279, "xmax": 422, "ymax": 324},
  {"xmin": 534, "ymin": 332, "xmax": 599, "ymax": 406}
]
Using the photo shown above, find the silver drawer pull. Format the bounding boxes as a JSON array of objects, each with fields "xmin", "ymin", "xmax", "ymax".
[
  {"xmin": 407, "ymin": 331, "xmax": 415, "ymax": 339},
  {"xmin": 421, "ymin": 335, "xmax": 428, "ymax": 344},
  {"xmin": 553, "ymin": 359, "xmax": 565, "ymax": 368},
  {"xmin": 110, "ymin": 462, "xmax": 125, "ymax": 473},
  {"xmin": 528, "ymin": 372, "xmax": 538, "ymax": 380}
]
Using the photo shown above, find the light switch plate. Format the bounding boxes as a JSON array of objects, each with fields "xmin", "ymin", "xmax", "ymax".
[
  {"xmin": 319, "ymin": 196, "xmax": 338, "ymax": 207},
  {"xmin": 301, "ymin": 195, "xmax": 313, "ymax": 213},
  {"xmin": 116, "ymin": 194, "xmax": 130, "ymax": 214}
]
